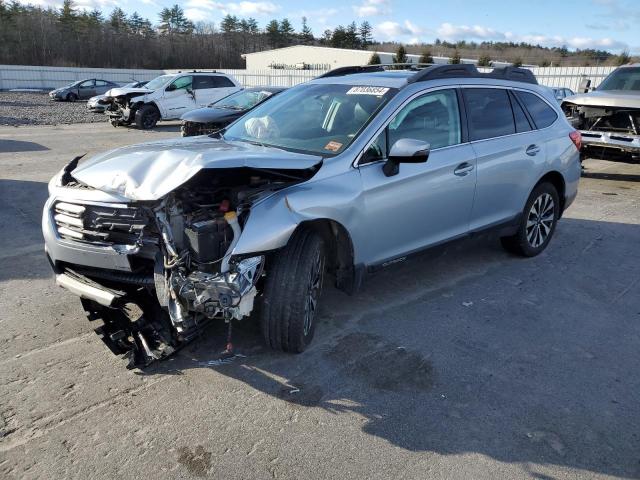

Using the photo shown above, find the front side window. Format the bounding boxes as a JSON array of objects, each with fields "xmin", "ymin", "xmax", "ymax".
[
  {"xmin": 223, "ymin": 83, "xmax": 397, "ymax": 156},
  {"xmin": 361, "ymin": 89, "xmax": 461, "ymax": 163},
  {"xmin": 464, "ymin": 88, "xmax": 515, "ymax": 141},
  {"xmin": 95, "ymin": 80, "xmax": 108, "ymax": 87},
  {"xmin": 169, "ymin": 76, "xmax": 192, "ymax": 91},
  {"xmin": 516, "ymin": 91, "xmax": 557, "ymax": 129},
  {"xmin": 79, "ymin": 80, "xmax": 95, "ymax": 88}
]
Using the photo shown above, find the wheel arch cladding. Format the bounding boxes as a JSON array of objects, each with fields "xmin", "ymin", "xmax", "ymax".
[
  {"xmin": 536, "ymin": 171, "xmax": 566, "ymax": 213},
  {"xmin": 292, "ymin": 219, "xmax": 357, "ymax": 295}
]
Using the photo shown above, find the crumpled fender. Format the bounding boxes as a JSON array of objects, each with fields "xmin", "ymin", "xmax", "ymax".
[{"xmin": 231, "ymin": 169, "xmax": 363, "ymax": 259}]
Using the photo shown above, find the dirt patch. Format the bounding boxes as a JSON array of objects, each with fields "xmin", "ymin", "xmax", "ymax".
[
  {"xmin": 326, "ymin": 332, "xmax": 435, "ymax": 392},
  {"xmin": 0, "ymin": 92, "xmax": 108, "ymax": 126},
  {"xmin": 177, "ymin": 445, "xmax": 212, "ymax": 477}
]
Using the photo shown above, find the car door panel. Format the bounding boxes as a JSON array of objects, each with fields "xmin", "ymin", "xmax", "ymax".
[
  {"xmin": 161, "ymin": 76, "xmax": 195, "ymax": 119},
  {"xmin": 359, "ymin": 144, "xmax": 477, "ymax": 266}
]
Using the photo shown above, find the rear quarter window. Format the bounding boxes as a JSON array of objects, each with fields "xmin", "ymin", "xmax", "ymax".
[{"xmin": 516, "ymin": 91, "xmax": 558, "ymax": 129}]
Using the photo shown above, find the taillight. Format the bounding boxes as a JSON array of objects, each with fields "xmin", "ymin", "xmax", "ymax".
[{"xmin": 569, "ymin": 130, "xmax": 582, "ymax": 151}]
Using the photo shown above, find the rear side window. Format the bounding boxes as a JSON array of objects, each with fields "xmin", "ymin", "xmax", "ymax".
[
  {"xmin": 194, "ymin": 76, "xmax": 235, "ymax": 88},
  {"xmin": 516, "ymin": 91, "xmax": 558, "ymax": 129},
  {"xmin": 508, "ymin": 91, "xmax": 532, "ymax": 133},
  {"xmin": 463, "ymin": 88, "xmax": 515, "ymax": 141}
]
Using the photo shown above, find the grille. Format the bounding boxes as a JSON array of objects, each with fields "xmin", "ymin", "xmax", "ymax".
[{"xmin": 54, "ymin": 201, "xmax": 150, "ymax": 245}]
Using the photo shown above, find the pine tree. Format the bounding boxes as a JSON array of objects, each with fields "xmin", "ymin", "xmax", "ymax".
[
  {"xmin": 266, "ymin": 19, "xmax": 280, "ymax": 48},
  {"xmin": 279, "ymin": 18, "xmax": 294, "ymax": 45},
  {"xmin": 477, "ymin": 54, "xmax": 492, "ymax": 67},
  {"xmin": 368, "ymin": 52, "xmax": 381, "ymax": 65},
  {"xmin": 158, "ymin": 4, "xmax": 194, "ymax": 35},
  {"xmin": 393, "ymin": 45, "xmax": 408, "ymax": 65},
  {"xmin": 300, "ymin": 16, "xmax": 313, "ymax": 44},
  {"xmin": 109, "ymin": 7, "xmax": 128, "ymax": 33},
  {"xmin": 345, "ymin": 22, "xmax": 360, "ymax": 49},
  {"xmin": 220, "ymin": 14, "xmax": 239, "ymax": 33},
  {"xmin": 419, "ymin": 49, "xmax": 433, "ymax": 64},
  {"xmin": 359, "ymin": 21, "xmax": 372, "ymax": 46}
]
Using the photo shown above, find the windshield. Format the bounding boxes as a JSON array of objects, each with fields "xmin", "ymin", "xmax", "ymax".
[
  {"xmin": 215, "ymin": 89, "xmax": 276, "ymax": 110},
  {"xmin": 144, "ymin": 75, "xmax": 173, "ymax": 91},
  {"xmin": 598, "ymin": 67, "xmax": 640, "ymax": 91},
  {"xmin": 223, "ymin": 83, "xmax": 397, "ymax": 155}
]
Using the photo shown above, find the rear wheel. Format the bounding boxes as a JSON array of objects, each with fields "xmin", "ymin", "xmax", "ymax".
[
  {"xmin": 501, "ymin": 182, "xmax": 559, "ymax": 257},
  {"xmin": 135, "ymin": 104, "xmax": 160, "ymax": 130},
  {"xmin": 259, "ymin": 229, "xmax": 325, "ymax": 353}
]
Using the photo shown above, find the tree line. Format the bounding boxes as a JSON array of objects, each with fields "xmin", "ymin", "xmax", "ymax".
[{"xmin": 0, "ymin": 0, "xmax": 634, "ymax": 69}]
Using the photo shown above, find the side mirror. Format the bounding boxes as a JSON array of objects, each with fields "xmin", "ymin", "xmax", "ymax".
[
  {"xmin": 166, "ymin": 84, "xmax": 176, "ymax": 92},
  {"xmin": 383, "ymin": 138, "xmax": 430, "ymax": 177}
]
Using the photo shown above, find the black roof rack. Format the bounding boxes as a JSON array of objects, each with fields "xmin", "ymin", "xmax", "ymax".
[
  {"xmin": 408, "ymin": 64, "xmax": 537, "ymax": 85},
  {"xmin": 317, "ymin": 65, "xmax": 385, "ymax": 78}
]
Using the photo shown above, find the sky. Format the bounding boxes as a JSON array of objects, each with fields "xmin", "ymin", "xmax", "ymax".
[{"xmin": 21, "ymin": 0, "xmax": 640, "ymax": 54}]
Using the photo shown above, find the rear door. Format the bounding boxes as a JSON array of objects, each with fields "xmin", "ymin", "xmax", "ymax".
[
  {"xmin": 464, "ymin": 87, "xmax": 547, "ymax": 231},
  {"xmin": 358, "ymin": 88, "xmax": 478, "ymax": 265},
  {"xmin": 193, "ymin": 75, "xmax": 240, "ymax": 107},
  {"xmin": 94, "ymin": 80, "xmax": 111, "ymax": 95}
]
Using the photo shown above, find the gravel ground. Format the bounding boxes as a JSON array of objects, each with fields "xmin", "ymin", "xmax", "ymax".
[
  {"xmin": 0, "ymin": 91, "xmax": 108, "ymax": 126},
  {"xmin": 1, "ymin": 123, "xmax": 639, "ymax": 479}
]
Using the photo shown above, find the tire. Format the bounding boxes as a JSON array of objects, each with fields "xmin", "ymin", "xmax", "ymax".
[
  {"xmin": 180, "ymin": 122, "xmax": 193, "ymax": 137},
  {"xmin": 500, "ymin": 182, "xmax": 560, "ymax": 257},
  {"xmin": 135, "ymin": 104, "xmax": 160, "ymax": 130},
  {"xmin": 259, "ymin": 229, "xmax": 325, "ymax": 353},
  {"xmin": 66, "ymin": 93, "xmax": 78, "ymax": 102}
]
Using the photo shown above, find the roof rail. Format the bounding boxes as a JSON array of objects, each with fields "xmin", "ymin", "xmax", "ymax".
[
  {"xmin": 317, "ymin": 63, "xmax": 435, "ymax": 78},
  {"xmin": 408, "ymin": 64, "xmax": 538, "ymax": 85}
]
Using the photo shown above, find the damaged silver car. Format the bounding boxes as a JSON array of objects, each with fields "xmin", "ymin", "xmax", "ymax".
[
  {"xmin": 562, "ymin": 64, "xmax": 640, "ymax": 161},
  {"xmin": 43, "ymin": 64, "xmax": 581, "ymax": 368}
]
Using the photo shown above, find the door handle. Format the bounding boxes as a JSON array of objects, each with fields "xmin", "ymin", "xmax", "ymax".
[
  {"xmin": 454, "ymin": 162, "xmax": 474, "ymax": 176},
  {"xmin": 526, "ymin": 144, "xmax": 541, "ymax": 156}
]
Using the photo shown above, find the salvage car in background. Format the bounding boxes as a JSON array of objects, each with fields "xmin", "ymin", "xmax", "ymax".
[
  {"xmin": 87, "ymin": 81, "xmax": 148, "ymax": 113},
  {"xmin": 553, "ymin": 87, "xmax": 575, "ymax": 103},
  {"xmin": 43, "ymin": 64, "xmax": 580, "ymax": 368},
  {"xmin": 106, "ymin": 72, "xmax": 241, "ymax": 129},
  {"xmin": 49, "ymin": 79, "xmax": 119, "ymax": 102},
  {"xmin": 562, "ymin": 64, "xmax": 640, "ymax": 161},
  {"xmin": 180, "ymin": 87, "xmax": 285, "ymax": 136}
]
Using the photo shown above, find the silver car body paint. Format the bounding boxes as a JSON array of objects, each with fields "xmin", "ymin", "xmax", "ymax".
[{"xmin": 44, "ymin": 71, "xmax": 580, "ymax": 276}]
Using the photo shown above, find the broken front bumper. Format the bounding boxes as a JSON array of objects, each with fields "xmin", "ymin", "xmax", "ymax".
[{"xmin": 580, "ymin": 130, "xmax": 640, "ymax": 155}]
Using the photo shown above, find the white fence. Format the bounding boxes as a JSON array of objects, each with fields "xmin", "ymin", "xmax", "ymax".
[{"xmin": 0, "ymin": 64, "xmax": 617, "ymax": 91}]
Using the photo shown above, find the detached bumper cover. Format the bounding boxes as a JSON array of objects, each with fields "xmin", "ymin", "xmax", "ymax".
[{"xmin": 580, "ymin": 130, "xmax": 640, "ymax": 153}]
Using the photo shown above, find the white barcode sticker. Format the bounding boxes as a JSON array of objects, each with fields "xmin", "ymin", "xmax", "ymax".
[{"xmin": 346, "ymin": 86, "xmax": 390, "ymax": 96}]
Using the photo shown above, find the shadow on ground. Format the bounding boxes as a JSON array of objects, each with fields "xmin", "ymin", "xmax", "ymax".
[
  {"xmin": 142, "ymin": 218, "xmax": 640, "ymax": 478},
  {"xmin": 0, "ymin": 139, "xmax": 49, "ymax": 153}
]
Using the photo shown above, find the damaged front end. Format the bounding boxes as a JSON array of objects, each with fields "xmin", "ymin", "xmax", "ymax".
[
  {"xmin": 46, "ymin": 163, "xmax": 317, "ymax": 368},
  {"xmin": 563, "ymin": 102, "xmax": 640, "ymax": 161},
  {"xmin": 105, "ymin": 92, "xmax": 146, "ymax": 127}
]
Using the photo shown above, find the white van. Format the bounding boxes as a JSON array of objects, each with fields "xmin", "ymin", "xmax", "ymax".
[{"xmin": 106, "ymin": 72, "xmax": 242, "ymax": 129}]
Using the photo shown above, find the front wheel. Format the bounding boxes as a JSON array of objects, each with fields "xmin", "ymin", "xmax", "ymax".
[
  {"xmin": 135, "ymin": 104, "xmax": 160, "ymax": 130},
  {"xmin": 501, "ymin": 182, "xmax": 559, "ymax": 257},
  {"xmin": 66, "ymin": 93, "xmax": 78, "ymax": 102},
  {"xmin": 259, "ymin": 229, "xmax": 325, "ymax": 353}
]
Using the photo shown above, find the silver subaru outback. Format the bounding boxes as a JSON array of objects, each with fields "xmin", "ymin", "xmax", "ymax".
[{"xmin": 43, "ymin": 64, "xmax": 581, "ymax": 368}]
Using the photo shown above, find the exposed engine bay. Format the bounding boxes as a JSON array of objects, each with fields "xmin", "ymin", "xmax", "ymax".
[
  {"xmin": 54, "ymin": 167, "xmax": 316, "ymax": 368},
  {"xmin": 562, "ymin": 103, "xmax": 640, "ymax": 160},
  {"xmin": 106, "ymin": 93, "xmax": 147, "ymax": 127}
]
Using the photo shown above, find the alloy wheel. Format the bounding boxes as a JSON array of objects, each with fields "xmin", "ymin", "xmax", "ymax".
[
  {"xmin": 303, "ymin": 249, "xmax": 324, "ymax": 336},
  {"xmin": 526, "ymin": 193, "xmax": 555, "ymax": 248}
]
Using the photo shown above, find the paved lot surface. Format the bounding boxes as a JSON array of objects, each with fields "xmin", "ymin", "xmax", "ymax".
[
  {"xmin": 0, "ymin": 92, "xmax": 108, "ymax": 126},
  {"xmin": 1, "ymin": 123, "xmax": 639, "ymax": 479}
]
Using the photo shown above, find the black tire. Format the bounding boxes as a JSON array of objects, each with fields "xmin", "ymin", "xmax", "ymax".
[
  {"xmin": 135, "ymin": 104, "xmax": 160, "ymax": 130},
  {"xmin": 66, "ymin": 93, "xmax": 78, "ymax": 102},
  {"xmin": 180, "ymin": 122, "xmax": 193, "ymax": 137},
  {"xmin": 501, "ymin": 182, "xmax": 560, "ymax": 257},
  {"xmin": 259, "ymin": 229, "xmax": 325, "ymax": 353}
]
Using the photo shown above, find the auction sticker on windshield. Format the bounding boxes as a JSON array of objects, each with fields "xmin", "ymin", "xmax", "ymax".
[
  {"xmin": 346, "ymin": 86, "xmax": 390, "ymax": 96},
  {"xmin": 324, "ymin": 141, "xmax": 343, "ymax": 152}
]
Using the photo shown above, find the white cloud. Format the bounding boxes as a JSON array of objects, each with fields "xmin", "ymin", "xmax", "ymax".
[
  {"xmin": 353, "ymin": 0, "xmax": 390, "ymax": 17},
  {"xmin": 374, "ymin": 20, "xmax": 421, "ymax": 39},
  {"xmin": 185, "ymin": 0, "xmax": 279, "ymax": 19},
  {"xmin": 437, "ymin": 22, "xmax": 505, "ymax": 41}
]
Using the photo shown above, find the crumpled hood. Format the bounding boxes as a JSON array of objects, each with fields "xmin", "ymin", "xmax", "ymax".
[
  {"xmin": 107, "ymin": 87, "xmax": 152, "ymax": 97},
  {"xmin": 71, "ymin": 136, "xmax": 323, "ymax": 201},
  {"xmin": 181, "ymin": 107, "xmax": 241, "ymax": 124},
  {"xmin": 564, "ymin": 90, "xmax": 640, "ymax": 108}
]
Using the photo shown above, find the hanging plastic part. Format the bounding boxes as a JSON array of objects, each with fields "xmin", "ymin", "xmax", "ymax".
[{"xmin": 221, "ymin": 211, "xmax": 242, "ymax": 273}]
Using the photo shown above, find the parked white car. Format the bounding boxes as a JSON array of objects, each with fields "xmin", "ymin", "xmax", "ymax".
[{"xmin": 105, "ymin": 72, "xmax": 241, "ymax": 129}]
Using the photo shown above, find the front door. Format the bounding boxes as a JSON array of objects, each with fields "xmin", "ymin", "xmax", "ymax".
[
  {"xmin": 77, "ymin": 79, "xmax": 96, "ymax": 99},
  {"xmin": 358, "ymin": 88, "xmax": 477, "ymax": 266},
  {"xmin": 161, "ymin": 75, "xmax": 195, "ymax": 119}
]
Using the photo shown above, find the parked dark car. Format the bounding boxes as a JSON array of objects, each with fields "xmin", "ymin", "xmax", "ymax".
[
  {"xmin": 49, "ymin": 79, "xmax": 120, "ymax": 102},
  {"xmin": 180, "ymin": 87, "xmax": 285, "ymax": 136}
]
